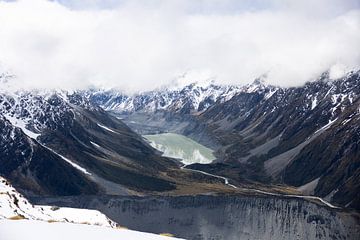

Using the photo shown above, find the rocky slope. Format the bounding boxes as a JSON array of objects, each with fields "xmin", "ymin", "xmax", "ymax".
[
  {"xmin": 3, "ymin": 86, "xmax": 265, "ymax": 199},
  {"xmin": 190, "ymin": 71, "xmax": 360, "ymax": 210},
  {"xmin": 86, "ymin": 78, "xmax": 270, "ymax": 147},
  {"xmin": 88, "ymin": 71, "xmax": 360, "ymax": 211},
  {"xmin": 0, "ymin": 89, "xmax": 232, "ymax": 198}
]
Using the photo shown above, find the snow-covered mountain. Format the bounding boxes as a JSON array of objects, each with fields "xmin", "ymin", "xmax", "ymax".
[
  {"xmin": 87, "ymin": 80, "xmax": 244, "ymax": 114},
  {"xmin": 186, "ymin": 70, "xmax": 360, "ymax": 210},
  {"xmin": 0, "ymin": 90, "xmax": 88, "ymax": 138},
  {"xmin": 0, "ymin": 89, "xmax": 189, "ymax": 197},
  {"xmin": 90, "ymin": 70, "xmax": 360, "ymax": 211}
]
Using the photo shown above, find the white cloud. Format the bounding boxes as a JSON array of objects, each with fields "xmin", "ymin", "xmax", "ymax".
[{"xmin": 0, "ymin": 0, "xmax": 359, "ymax": 92}]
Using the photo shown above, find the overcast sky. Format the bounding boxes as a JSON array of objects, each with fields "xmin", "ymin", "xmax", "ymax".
[{"xmin": 0, "ymin": 0, "xmax": 359, "ymax": 92}]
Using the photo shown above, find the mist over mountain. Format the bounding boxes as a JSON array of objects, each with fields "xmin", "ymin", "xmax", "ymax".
[
  {"xmin": 1, "ymin": 1, "xmax": 360, "ymax": 239},
  {"xmin": 0, "ymin": 0, "xmax": 359, "ymax": 92}
]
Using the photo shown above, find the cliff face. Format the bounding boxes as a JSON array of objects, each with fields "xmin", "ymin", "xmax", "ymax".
[{"xmin": 34, "ymin": 195, "xmax": 360, "ymax": 240}]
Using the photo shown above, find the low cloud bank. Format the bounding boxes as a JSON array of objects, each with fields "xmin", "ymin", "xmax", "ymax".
[{"xmin": 0, "ymin": 0, "xmax": 359, "ymax": 92}]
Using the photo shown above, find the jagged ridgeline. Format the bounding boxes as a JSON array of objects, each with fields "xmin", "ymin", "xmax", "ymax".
[{"xmin": 87, "ymin": 71, "xmax": 360, "ymax": 211}]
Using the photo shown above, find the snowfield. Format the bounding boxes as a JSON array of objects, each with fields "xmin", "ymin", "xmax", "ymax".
[
  {"xmin": 0, "ymin": 177, "xmax": 179, "ymax": 239},
  {"xmin": 0, "ymin": 220, "xmax": 180, "ymax": 240},
  {"xmin": 0, "ymin": 177, "xmax": 108, "ymax": 225}
]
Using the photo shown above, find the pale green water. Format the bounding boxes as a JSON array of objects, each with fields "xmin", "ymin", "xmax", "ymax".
[{"xmin": 144, "ymin": 133, "xmax": 216, "ymax": 165}]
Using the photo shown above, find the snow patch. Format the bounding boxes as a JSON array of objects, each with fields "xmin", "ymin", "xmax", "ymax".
[
  {"xmin": 42, "ymin": 145, "xmax": 91, "ymax": 176},
  {"xmin": 264, "ymin": 89, "xmax": 277, "ymax": 100},
  {"xmin": 0, "ymin": 176, "xmax": 180, "ymax": 240},
  {"xmin": 341, "ymin": 118, "xmax": 351, "ymax": 125},
  {"xmin": 98, "ymin": 123, "xmax": 117, "ymax": 133},
  {"xmin": 0, "ymin": 177, "xmax": 109, "ymax": 225},
  {"xmin": 314, "ymin": 118, "xmax": 338, "ymax": 134},
  {"xmin": 4, "ymin": 115, "xmax": 40, "ymax": 139},
  {"xmin": 90, "ymin": 141, "xmax": 101, "ymax": 148},
  {"xmin": 311, "ymin": 97, "xmax": 318, "ymax": 110}
]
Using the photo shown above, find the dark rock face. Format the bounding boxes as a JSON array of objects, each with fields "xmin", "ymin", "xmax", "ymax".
[
  {"xmin": 33, "ymin": 194, "xmax": 360, "ymax": 240},
  {"xmin": 193, "ymin": 71, "xmax": 360, "ymax": 210},
  {"xmin": 0, "ymin": 115, "xmax": 99, "ymax": 196}
]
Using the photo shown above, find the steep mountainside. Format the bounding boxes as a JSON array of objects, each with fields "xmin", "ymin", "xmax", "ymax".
[
  {"xmin": 86, "ymin": 78, "xmax": 275, "ymax": 146},
  {"xmin": 0, "ymin": 89, "xmax": 234, "ymax": 197},
  {"xmin": 191, "ymin": 71, "xmax": 360, "ymax": 210},
  {"xmin": 1, "ymin": 87, "xmax": 347, "ymax": 197},
  {"xmin": 88, "ymin": 71, "xmax": 360, "ymax": 211}
]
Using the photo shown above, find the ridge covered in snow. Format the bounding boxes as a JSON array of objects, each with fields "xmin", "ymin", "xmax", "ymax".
[
  {"xmin": 0, "ymin": 220, "xmax": 180, "ymax": 240},
  {"xmin": 86, "ymin": 70, "xmax": 360, "ymax": 116},
  {"xmin": 0, "ymin": 89, "xmax": 98, "ymax": 140},
  {"xmin": 86, "ymin": 78, "xmax": 280, "ymax": 114},
  {"xmin": 0, "ymin": 177, "xmax": 179, "ymax": 240},
  {"xmin": 0, "ymin": 177, "xmax": 114, "ymax": 225}
]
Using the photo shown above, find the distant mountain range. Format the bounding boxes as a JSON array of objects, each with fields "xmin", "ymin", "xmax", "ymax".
[
  {"xmin": 86, "ymin": 80, "xmax": 243, "ymax": 114},
  {"xmin": 85, "ymin": 70, "xmax": 360, "ymax": 210}
]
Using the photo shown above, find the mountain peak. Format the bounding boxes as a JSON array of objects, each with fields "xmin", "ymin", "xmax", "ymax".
[{"xmin": 252, "ymin": 73, "xmax": 268, "ymax": 86}]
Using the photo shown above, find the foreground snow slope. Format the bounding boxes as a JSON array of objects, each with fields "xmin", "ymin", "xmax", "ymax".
[
  {"xmin": 0, "ymin": 220, "xmax": 180, "ymax": 240},
  {"xmin": 0, "ymin": 177, "xmax": 114, "ymax": 227},
  {"xmin": 0, "ymin": 176, "xmax": 179, "ymax": 239}
]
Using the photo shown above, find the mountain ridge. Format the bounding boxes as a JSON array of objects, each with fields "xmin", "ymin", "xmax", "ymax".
[{"xmin": 87, "ymin": 70, "xmax": 360, "ymax": 210}]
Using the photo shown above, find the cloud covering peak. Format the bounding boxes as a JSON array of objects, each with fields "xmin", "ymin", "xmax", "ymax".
[{"xmin": 0, "ymin": 0, "xmax": 359, "ymax": 92}]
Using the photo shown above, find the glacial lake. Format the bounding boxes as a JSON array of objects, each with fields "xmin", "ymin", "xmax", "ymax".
[{"xmin": 143, "ymin": 133, "xmax": 216, "ymax": 165}]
